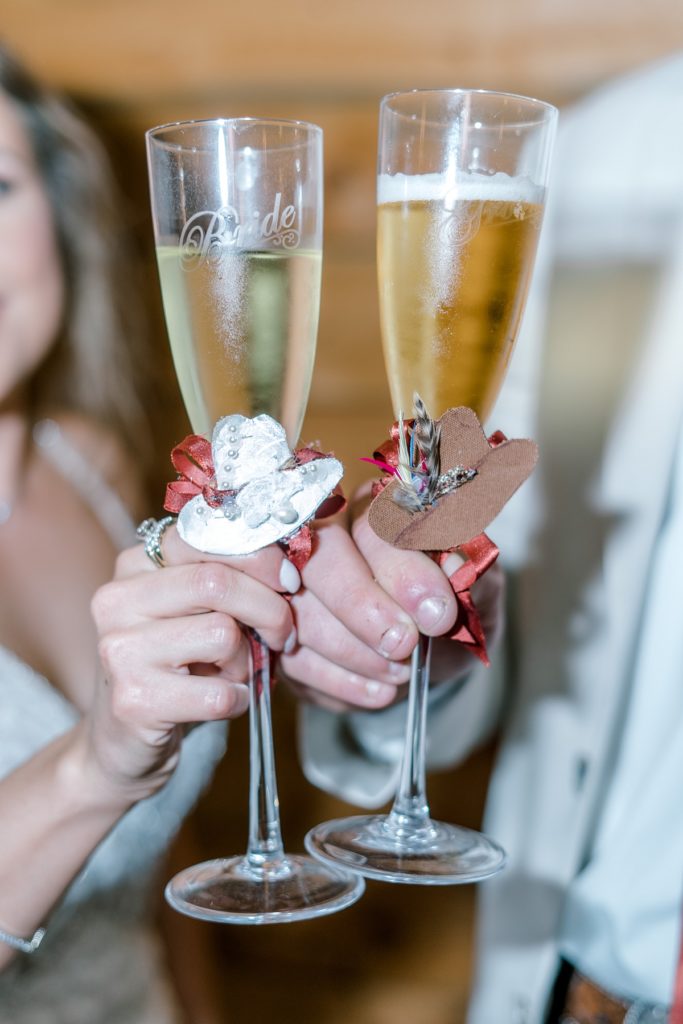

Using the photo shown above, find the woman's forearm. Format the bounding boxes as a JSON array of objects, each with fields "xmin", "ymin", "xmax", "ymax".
[
  {"xmin": 0, "ymin": 534, "xmax": 299, "ymax": 972},
  {"xmin": 0, "ymin": 720, "xmax": 130, "ymax": 970}
]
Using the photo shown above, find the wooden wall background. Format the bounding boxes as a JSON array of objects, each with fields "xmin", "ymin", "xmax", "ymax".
[
  {"xmin": 6, "ymin": 0, "xmax": 683, "ymax": 491},
  {"xmin": 4, "ymin": 3, "xmax": 683, "ymax": 1021}
]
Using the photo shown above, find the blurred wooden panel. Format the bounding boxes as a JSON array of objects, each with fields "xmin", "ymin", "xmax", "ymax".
[
  {"xmin": 4, "ymin": 0, "xmax": 683, "ymax": 105},
  {"xmin": 5, "ymin": 3, "xmax": 683, "ymax": 483},
  {"xmin": 5, "ymin": 1, "xmax": 683, "ymax": 471},
  {"xmin": 4, "ymin": 9, "xmax": 681, "ymax": 1022}
]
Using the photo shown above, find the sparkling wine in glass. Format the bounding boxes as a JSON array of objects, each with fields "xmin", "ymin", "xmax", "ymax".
[
  {"xmin": 306, "ymin": 89, "xmax": 557, "ymax": 884},
  {"xmin": 146, "ymin": 117, "xmax": 365, "ymax": 921}
]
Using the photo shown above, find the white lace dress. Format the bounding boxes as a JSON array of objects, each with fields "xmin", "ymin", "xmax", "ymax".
[{"xmin": 0, "ymin": 422, "xmax": 228, "ymax": 1023}]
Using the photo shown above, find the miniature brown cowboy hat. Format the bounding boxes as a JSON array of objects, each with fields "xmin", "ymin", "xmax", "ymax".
[{"xmin": 368, "ymin": 406, "xmax": 538, "ymax": 551}]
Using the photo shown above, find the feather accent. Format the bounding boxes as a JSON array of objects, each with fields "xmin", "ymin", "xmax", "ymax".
[
  {"xmin": 392, "ymin": 484, "xmax": 425, "ymax": 511},
  {"xmin": 390, "ymin": 409, "xmax": 423, "ymax": 510},
  {"xmin": 412, "ymin": 393, "xmax": 441, "ymax": 503},
  {"xmin": 388, "ymin": 395, "xmax": 477, "ymax": 514}
]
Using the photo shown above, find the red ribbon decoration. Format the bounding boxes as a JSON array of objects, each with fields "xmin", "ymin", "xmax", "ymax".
[
  {"xmin": 367, "ymin": 419, "xmax": 504, "ymax": 665},
  {"xmin": 247, "ymin": 630, "xmax": 277, "ymax": 699},
  {"xmin": 437, "ymin": 534, "xmax": 499, "ymax": 666},
  {"xmin": 164, "ymin": 435, "xmax": 233, "ymax": 513}
]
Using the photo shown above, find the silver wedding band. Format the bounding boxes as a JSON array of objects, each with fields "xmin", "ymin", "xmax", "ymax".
[{"xmin": 136, "ymin": 515, "xmax": 175, "ymax": 569}]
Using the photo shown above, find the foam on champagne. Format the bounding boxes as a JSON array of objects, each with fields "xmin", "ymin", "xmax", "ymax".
[{"xmin": 378, "ymin": 171, "xmax": 545, "ymax": 206}]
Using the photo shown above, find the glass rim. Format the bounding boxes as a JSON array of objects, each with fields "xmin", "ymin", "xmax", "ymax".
[
  {"xmin": 145, "ymin": 116, "xmax": 323, "ymax": 153},
  {"xmin": 380, "ymin": 87, "xmax": 558, "ymax": 126}
]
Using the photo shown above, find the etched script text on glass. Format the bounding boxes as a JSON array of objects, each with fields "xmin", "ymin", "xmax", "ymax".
[{"xmin": 156, "ymin": 192, "xmax": 317, "ymax": 443}]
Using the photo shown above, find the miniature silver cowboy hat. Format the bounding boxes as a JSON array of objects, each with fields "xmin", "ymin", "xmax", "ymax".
[{"xmin": 177, "ymin": 414, "xmax": 343, "ymax": 556}]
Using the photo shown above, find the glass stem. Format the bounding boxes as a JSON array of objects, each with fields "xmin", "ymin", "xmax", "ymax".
[
  {"xmin": 245, "ymin": 630, "xmax": 287, "ymax": 872},
  {"xmin": 388, "ymin": 632, "xmax": 432, "ymax": 831}
]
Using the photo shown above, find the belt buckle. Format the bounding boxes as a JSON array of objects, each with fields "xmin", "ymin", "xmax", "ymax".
[{"xmin": 561, "ymin": 970, "xmax": 670, "ymax": 1024}]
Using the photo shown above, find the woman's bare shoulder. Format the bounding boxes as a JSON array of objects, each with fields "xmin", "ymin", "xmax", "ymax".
[{"xmin": 43, "ymin": 410, "xmax": 147, "ymax": 519}]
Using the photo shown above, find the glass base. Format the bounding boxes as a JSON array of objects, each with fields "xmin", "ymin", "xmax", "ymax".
[
  {"xmin": 165, "ymin": 853, "xmax": 365, "ymax": 924},
  {"xmin": 305, "ymin": 814, "xmax": 507, "ymax": 885}
]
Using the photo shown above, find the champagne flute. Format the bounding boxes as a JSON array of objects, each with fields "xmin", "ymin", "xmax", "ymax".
[
  {"xmin": 306, "ymin": 89, "xmax": 557, "ymax": 884},
  {"xmin": 146, "ymin": 117, "xmax": 365, "ymax": 921}
]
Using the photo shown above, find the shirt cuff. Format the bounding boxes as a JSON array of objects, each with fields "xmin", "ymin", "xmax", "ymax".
[{"xmin": 298, "ymin": 658, "xmax": 503, "ymax": 809}]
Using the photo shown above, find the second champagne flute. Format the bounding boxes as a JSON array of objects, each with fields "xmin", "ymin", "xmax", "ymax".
[
  {"xmin": 146, "ymin": 117, "xmax": 364, "ymax": 922},
  {"xmin": 306, "ymin": 89, "xmax": 557, "ymax": 884}
]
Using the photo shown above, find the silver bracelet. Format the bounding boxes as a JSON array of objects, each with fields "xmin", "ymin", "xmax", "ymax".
[{"xmin": 0, "ymin": 924, "xmax": 45, "ymax": 954}]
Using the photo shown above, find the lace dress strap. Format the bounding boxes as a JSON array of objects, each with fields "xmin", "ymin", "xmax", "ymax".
[{"xmin": 33, "ymin": 418, "xmax": 138, "ymax": 550}]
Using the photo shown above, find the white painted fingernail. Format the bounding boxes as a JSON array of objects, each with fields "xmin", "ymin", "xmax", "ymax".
[
  {"xmin": 279, "ymin": 559, "xmax": 301, "ymax": 594},
  {"xmin": 283, "ymin": 628, "xmax": 298, "ymax": 654},
  {"xmin": 442, "ymin": 553, "xmax": 465, "ymax": 578}
]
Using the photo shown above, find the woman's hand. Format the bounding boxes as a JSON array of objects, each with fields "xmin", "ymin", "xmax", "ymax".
[
  {"xmin": 0, "ymin": 526, "xmax": 301, "ymax": 970},
  {"xmin": 279, "ymin": 484, "xmax": 503, "ymax": 712},
  {"xmin": 84, "ymin": 526, "xmax": 298, "ymax": 807}
]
